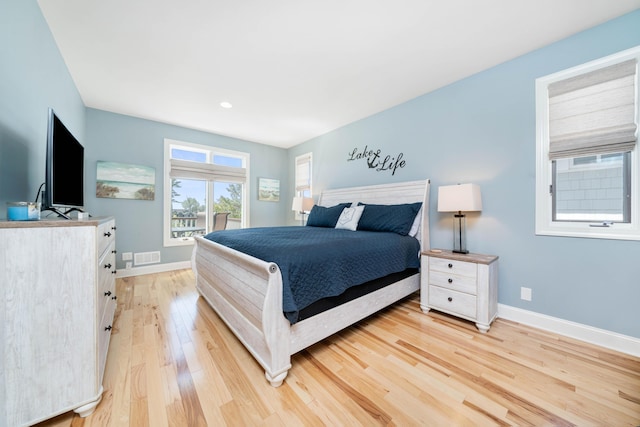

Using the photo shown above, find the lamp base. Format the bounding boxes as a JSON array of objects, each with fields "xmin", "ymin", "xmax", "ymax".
[
  {"xmin": 452, "ymin": 249, "xmax": 469, "ymax": 254},
  {"xmin": 452, "ymin": 212, "xmax": 468, "ymax": 254}
]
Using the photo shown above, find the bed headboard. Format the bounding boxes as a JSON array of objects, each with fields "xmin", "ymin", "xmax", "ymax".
[{"xmin": 316, "ymin": 179, "xmax": 430, "ymax": 250}]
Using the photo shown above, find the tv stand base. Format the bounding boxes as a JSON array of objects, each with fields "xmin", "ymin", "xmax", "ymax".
[{"xmin": 41, "ymin": 207, "xmax": 87, "ymax": 220}]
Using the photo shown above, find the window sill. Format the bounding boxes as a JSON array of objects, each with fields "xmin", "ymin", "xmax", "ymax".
[
  {"xmin": 535, "ymin": 223, "xmax": 640, "ymax": 241},
  {"xmin": 164, "ymin": 237, "xmax": 196, "ymax": 247}
]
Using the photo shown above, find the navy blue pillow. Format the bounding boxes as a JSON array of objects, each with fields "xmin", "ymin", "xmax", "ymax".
[
  {"xmin": 306, "ymin": 203, "xmax": 351, "ymax": 227},
  {"xmin": 357, "ymin": 202, "xmax": 422, "ymax": 235}
]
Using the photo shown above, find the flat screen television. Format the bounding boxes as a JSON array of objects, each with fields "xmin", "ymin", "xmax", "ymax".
[{"xmin": 42, "ymin": 108, "xmax": 85, "ymax": 219}]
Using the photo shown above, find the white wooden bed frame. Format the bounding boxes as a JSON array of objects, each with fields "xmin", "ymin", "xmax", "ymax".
[{"xmin": 192, "ymin": 179, "xmax": 430, "ymax": 386}]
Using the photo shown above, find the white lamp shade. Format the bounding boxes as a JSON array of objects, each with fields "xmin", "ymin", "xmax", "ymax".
[
  {"xmin": 437, "ymin": 183, "xmax": 482, "ymax": 212},
  {"xmin": 292, "ymin": 196, "xmax": 314, "ymax": 212}
]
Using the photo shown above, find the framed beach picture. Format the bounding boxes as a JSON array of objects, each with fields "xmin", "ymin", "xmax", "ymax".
[
  {"xmin": 96, "ymin": 161, "xmax": 156, "ymax": 200},
  {"xmin": 258, "ymin": 178, "xmax": 280, "ymax": 202}
]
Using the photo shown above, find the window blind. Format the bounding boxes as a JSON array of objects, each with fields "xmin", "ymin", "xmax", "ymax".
[
  {"xmin": 169, "ymin": 158, "xmax": 246, "ymax": 183},
  {"xmin": 548, "ymin": 59, "xmax": 637, "ymax": 160},
  {"xmin": 295, "ymin": 153, "xmax": 312, "ymax": 192}
]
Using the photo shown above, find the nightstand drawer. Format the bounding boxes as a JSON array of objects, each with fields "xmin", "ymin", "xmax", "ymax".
[
  {"xmin": 429, "ymin": 270, "xmax": 477, "ymax": 295},
  {"xmin": 428, "ymin": 285, "xmax": 477, "ymax": 319},
  {"xmin": 429, "ymin": 257, "xmax": 477, "ymax": 278}
]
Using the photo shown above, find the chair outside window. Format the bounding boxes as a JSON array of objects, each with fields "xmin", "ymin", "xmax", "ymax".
[{"xmin": 212, "ymin": 212, "xmax": 230, "ymax": 231}]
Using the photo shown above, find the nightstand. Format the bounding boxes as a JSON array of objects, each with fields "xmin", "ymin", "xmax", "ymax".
[{"xmin": 420, "ymin": 249, "xmax": 499, "ymax": 333}]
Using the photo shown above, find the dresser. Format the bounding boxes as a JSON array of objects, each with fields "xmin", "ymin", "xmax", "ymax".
[
  {"xmin": 420, "ymin": 249, "xmax": 498, "ymax": 333},
  {"xmin": 0, "ymin": 217, "xmax": 117, "ymax": 426}
]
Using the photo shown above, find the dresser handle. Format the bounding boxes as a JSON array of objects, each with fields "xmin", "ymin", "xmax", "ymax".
[
  {"xmin": 448, "ymin": 263, "xmax": 453, "ymax": 268},
  {"xmin": 104, "ymin": 263, "xmax": 112, "ymax": 269},
  {"xmin": 112, "ymin": 295, "xmax": 117, "ymax": 300},
  {"xmin": 104, "ymin": 232, "xmax": 111, "ymax": 237},
  {"xmin": 447, "ymin": 297, "xmax": 453, "ymax": 302},
  {"xmin": 104, "ymin": 291, "xmax": 112, "ymax": 297},
  {"xmin": 111, "ymin": 226, "xmax": 117, "ymax": 230},
  {"xmin": 112, "ymin": 270, "xmax": 117, "ymax": 275},
  {"xmin": 448, "ymin": 278, "xmax": 453, "ymax": 283},
  {"xmin": 105, "ymin": 325, "xmax": 112, "ymax": 331}
]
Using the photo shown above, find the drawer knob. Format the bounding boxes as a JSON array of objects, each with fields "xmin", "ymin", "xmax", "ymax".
[
  {"xmin": 448, "ymin": 278, "xmax": 453, "ymax": 283},
  {"xmin": 112, "ymin": 295, "xmax": 117, "ymax": 300},
  {"xmin": 111, "ymin": 226, "xmax": 117, "ymax": 230},
  {"xmin": 448, "ymin": 263, "xmax": 453, "ymax": 268},
  {"xmin": 104, "ymin": 263, "xmax": 112, "ymax": 269},
  {"xmin": 112, "ymin": 270, "xmax": 117, "ymax": 275},
  {"xmin": 104, "ymin": 291, "xmax": 112, "ymax": 297},
  {"xmin": 105, "ymin": 325, "xmax": 112, "ymax": 331},
  {"xmin": 104, "ymin": 232, "xmax": 112, "ymax": 237},
  {"xmin": 447, "ymin": 297, "xmax": 453, "ymax": 302}
]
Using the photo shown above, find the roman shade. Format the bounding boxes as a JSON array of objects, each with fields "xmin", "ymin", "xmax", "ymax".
[
  {"xmin": 169, "ymin": 158, "xmax": 246, "ymax": 183},
  {"xmin": 548, "ymin": 59, "xmax": 638, "ymax": 160},
  {"xmin": 295, "ymin": 153, "xmax": 312, "ymax": 193}
]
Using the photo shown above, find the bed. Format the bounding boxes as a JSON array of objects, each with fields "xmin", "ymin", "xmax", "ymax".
[{"xmin": 192, "ymin": 179, "xmax": 430, "ymax": 387}]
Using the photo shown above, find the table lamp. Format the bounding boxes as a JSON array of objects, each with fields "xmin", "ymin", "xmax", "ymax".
[
  {"xmin": 437, "ymin": 183, "xmax": 482, "ymax": 254},
  {"xmin": 292, "ymin": 196, "xmax": 314, "ymax": 225}
]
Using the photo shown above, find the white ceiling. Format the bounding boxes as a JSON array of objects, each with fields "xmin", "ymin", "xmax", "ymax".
[{"xmin": 38, "ymin": 0, "xmax": 640, "ymax": 149}]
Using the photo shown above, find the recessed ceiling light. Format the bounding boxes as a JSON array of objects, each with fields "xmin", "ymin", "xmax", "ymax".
[{"xmin": 220, "ymin": 101, "xmax": 233, "ymax": 109}]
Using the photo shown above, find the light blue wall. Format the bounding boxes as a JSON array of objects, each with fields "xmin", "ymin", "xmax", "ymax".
[
  {"xmin": 289, "ymin": 10, "xmax": 640, "ymax": 338},
  {"xmin": 85, "ymin": 109, "xmax": 289, "ymax": 268},
  {"xmin": 0, "ymin": 0, "xmax": 85, "ymax": 213}
]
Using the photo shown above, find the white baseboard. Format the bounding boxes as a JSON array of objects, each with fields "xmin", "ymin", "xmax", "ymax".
[
  {"xmin": 115, "ymin": 261, "xmax": 191, "ymax": 278},
  {"xmin": 498, "ymin": 304, "xmax": 640, "ymax": 358}
]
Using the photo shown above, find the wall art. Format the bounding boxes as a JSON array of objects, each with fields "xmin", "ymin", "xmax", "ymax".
[
  {"xmin": 258, "ymin": 178, "xmax": 280, "ymax": 202},
  {"xmin": 96, "ymin": 161, "xmax": 155, "ymax": 200}
]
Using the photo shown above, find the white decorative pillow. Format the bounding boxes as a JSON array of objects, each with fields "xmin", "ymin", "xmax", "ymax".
[
  {"xmin": 408, "ymin": 207, "xmax": 422, "ymax": 237},
  {"xmin": 335, "ymin": 205, "xmax": 365, "ymax": 231}
]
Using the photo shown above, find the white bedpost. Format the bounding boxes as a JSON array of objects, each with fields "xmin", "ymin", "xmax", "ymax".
[{"xmin": 261, "ymin": 263, "xmax": 291, "ymax": 386}]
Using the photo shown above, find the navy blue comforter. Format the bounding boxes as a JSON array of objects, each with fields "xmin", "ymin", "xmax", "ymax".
[{"xmin": 203, "ymin": 226, "xmax": 420, "ymax": 323}]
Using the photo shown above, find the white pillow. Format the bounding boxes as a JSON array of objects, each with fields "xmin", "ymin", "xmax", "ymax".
[
  {"xmin": 335, "ymin": 205, "xmax": 365, "ymax": 231},
  {"xmin": 408, "ymin": 207, "xmax": 422, "ymax": 237}
]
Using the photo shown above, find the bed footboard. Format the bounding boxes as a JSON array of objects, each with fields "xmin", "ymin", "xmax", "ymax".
[{"xmin": 193, "ymin": 236, "xmax": 291, "ymax": 386}]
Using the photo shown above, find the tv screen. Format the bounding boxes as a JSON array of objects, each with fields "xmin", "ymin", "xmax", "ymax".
[{"xmin": 44, "ymin": 108, "xmax": 84, "ymax": 216}]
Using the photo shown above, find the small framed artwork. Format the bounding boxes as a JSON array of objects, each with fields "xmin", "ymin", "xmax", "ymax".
[
  {"xmin": 258, "ymin": 178, "xmax": 280, "ymax": 202},
  {"xmin": 96, "ymin": 161, "xmax": 155, "ymax": 200}
]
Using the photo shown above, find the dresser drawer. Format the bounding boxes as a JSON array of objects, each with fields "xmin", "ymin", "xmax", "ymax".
[
  {"xmin": 97, "ymin": 299, "xmax": 116, "ymax": 383},
  {"xmin": 429, "ymin": 257, "xmax": 477, "ymax": 278},
  {"xmin": 97, "ymin": 244, "xmax": 116, "ymax": 320},
  {"xmin": 429, "ymin": 270, "xmax": 477, "ymax": 295},
  {"xmin": 97, "ymin": 219, "xmax": 116, "ymax": 257},
  {"xmin": 428, "ymin": 285, "xmax": 477, "ymax": 319}
]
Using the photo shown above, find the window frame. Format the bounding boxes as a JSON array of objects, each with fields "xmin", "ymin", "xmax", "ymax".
[
  {"xmin": 163, "ymin": 138, "xmax": 250, "ymax": 247},
  {"xmin": 294, "ymin": 152, "xmax": 313, "ymax": 221},
  {"xmin": 535, "ymin": 46, "xmax": 640, "ymax": 241}
]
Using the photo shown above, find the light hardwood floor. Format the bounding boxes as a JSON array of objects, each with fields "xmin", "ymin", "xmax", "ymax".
[{"xmin": 37, "ymin": 269, "xmax": 640, "ymax": 426}]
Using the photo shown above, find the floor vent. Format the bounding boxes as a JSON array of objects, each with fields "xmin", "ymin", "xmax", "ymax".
[{"xmin": 134, "ymin": 251, "xmax": 161, "ymax": 266}]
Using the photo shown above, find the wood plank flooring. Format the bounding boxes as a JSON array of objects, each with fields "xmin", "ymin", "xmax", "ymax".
[{"xmin": 37, "ymin": 269, "xmax": 640, "ymax": 426}]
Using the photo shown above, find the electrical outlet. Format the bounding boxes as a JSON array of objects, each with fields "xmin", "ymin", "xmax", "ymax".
[
  {"xmin": 521, "ymin": 287, "xmax": 532, "ymax": 301},
  {"xmin": 122, "ymin": 252, "xmax": 133, "ymax": 261}
]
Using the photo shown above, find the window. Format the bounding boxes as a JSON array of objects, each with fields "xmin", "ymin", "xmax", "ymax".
[
  {"xmin": 164, "ymin": 139, "xmax": 249, "ymax": 246},
  {"xmin": 536, "ymin": 46, "xmax": 639, "ymax": 240},
  {"xmin": 294, "ymin": 152, "xmax": 312, "ymax": 220}
]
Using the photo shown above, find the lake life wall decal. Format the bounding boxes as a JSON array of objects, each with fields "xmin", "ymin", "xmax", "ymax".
[
  {"xmin": 347, "ymin": 145, "xmax": 406, "ymax": 175},
  {"xmin": 96, "ymin": 161, "xmax": 156, "ymax": 200}
]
